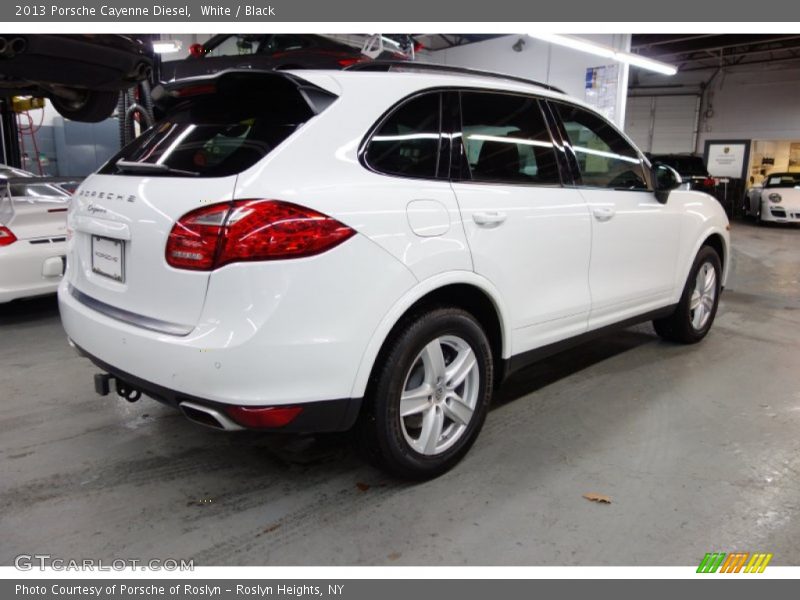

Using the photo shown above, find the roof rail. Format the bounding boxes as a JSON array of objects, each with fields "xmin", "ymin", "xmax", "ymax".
[{"xmin": 344, "ymin": 60, "xmax": 566, "ymax": 94}]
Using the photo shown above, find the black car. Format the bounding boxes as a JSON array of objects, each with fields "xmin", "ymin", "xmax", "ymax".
[
  {"xmin": 648, "ymin": 153, "xmax": 716, "ymax": 192},
  {"xmin": 0, "ymin": 34, "xmax": 153, "ymax": 122},
  {"xmin": 160, "ymin": 34, "xmax": 406, "ymax": 81}
]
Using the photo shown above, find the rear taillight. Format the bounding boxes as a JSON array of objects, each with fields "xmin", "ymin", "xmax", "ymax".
[
  {"xmin": 0, "ymin": 226, "xmax": 17, "ymax": 247},
  {"xmin": 337, "ymin": 57, "xmax": 364, "ymax": 67},
  {"xmin": 704, "ymin": 177, "xmax": 716, "ymax": 188},
  {"xmin": 165, "ymin": 200, "xmax": 355, "ymax": 271}
]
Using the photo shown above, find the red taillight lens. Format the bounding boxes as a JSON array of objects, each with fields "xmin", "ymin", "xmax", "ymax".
[
  {"xmin": 189, "ymin": 43, "xmax": 206, "ymax": 58},
  {"xmin": 225, "ymin": 405, "xmax": 303, "ymax": 428},
  {"xmin": 704, "ymin": 177, "xmax": 716, "ymax": 188},
  {"xmin": 166, "ymin": 200, "xmax": 355, "ymax": 271},
  {"xmin": 172, "ymin": 83, "xmax": 217, "ymax": 98},
  {"xmin": 0, "ymin": 226, "xmax": 17, "ymax": 247},
  {"xmin": 337, "ymin": 57, "xmax": 364, "ymax": 67}
]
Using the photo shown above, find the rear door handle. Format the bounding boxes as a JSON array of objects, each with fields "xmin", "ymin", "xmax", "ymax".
[
  {"xmin": 592, "ymin": 207, "xmax": 616, "ymax": 222},
  {"xmin": 473, "ymin": 211, "xmax": 507, "ymax": 227}
]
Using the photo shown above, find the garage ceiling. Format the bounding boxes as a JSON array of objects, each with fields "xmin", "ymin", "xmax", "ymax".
[{"xmin": 631, "ymin": 34, "xmax": 800, "ymax": 71}]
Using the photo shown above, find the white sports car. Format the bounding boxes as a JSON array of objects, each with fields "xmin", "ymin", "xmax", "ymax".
[
  {"xmin": 0, "ymin": 166, "xmax": 71, "ymax": 303},
  {"xmin": 744, "ymin": 172, "xmax": 800, "ymax": 225}
]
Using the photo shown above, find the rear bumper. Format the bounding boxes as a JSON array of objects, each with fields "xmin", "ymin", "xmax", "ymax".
[
  {"xmin": 0, "ymin": 240, "xmax": 65, "ymax": 303},
  {"xmin": 75, "ymin": 342, "xmax": 362, "ymax": 433}
]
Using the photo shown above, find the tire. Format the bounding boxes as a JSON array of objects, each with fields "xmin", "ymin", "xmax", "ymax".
[
  {"xmin": 653, "ymin": 245, "xmax": 722, "ymax": 344},
  {"xmin": 50, "ymin": 90, "xmax": 119, "ymax": 123},
  {"xmin": 356, "ymin": 307, "xmax": 493, "ymax": 479}
]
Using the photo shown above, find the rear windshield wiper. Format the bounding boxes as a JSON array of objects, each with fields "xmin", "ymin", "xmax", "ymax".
[{"xmin": 115, "ymin": 160, "xmax": 199, "ymax": 177}]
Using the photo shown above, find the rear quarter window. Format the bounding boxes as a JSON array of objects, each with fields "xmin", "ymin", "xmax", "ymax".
[{"xmin": 363, "ymin": 93, "xmax": 443, "ymax": 180}]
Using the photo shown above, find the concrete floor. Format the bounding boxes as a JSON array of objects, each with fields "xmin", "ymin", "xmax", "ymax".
[{"xmin": 1, "ymin": 220, "xmax": 799, "ymax": 566}]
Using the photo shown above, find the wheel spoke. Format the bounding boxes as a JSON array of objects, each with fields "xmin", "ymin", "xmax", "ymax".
[
  {"xmin": 693, "ymin": 304, "xmax": 706, "ymax": 329},
  {"xmin": 400, "ymin": 384, "xmax": 432, "ymax": 417},
  {"xmin": 690, "ymin": 290, "xmax": 702, "ymax": 310},
  {"xmin": 704, "ymin": 268, "xmax": 716, "ymax": 294},
  {"xmin": 444, "ymin": 393, "xmax": 473, "ymax": 426},
  {"xmin": 419, "ymin": 406, "xmax": 444, "ymax": 454},
  {"xmin": 445, "ymin": 347, "xmax": 476, "ymax": 389},
  {"xmin": 421, "ymin": 340, "xmax": 446, "ymax": 383}
]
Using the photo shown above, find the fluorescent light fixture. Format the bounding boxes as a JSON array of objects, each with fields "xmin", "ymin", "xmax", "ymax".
[
  {"xmin": 528, "ymin": 34, "xmax": 677, "ymax": 76},
  {"xmin": 152, "ymin": 40, "xmax": 183, "ymax": 54}
]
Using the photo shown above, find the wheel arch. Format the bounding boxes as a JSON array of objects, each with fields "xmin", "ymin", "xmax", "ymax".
[
  {"xmin": 350, "ymin": 274, "xmax": 511, "ymax": 398},
  {"xmin": 702, "ymin": 232, "xmax": 727, "ymax": 274},
  {"xmin": 688, "ymin": 227, "xmax": 730, "ymax": 290}
]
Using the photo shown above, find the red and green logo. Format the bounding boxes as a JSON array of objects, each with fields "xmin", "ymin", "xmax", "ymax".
[{"xmin": 697, "ymin": 552, "xmax": 773, "ymax": 573}]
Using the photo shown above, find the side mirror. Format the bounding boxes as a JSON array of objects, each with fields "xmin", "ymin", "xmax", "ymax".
[{"xmin": 652, "ymin": 162, "xmax": 682, "ymax": 203}]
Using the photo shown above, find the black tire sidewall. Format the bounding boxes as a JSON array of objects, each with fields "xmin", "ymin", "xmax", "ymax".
[
  {"xmin": 51, "ymin": 90, "xmax": 119, "ymax": 123},
  {"xmin": 367, "ymin": 308, "xmax": 493, "ymax": 479},
  {"xmin": 673, "ymin": 246, "xmax": 723, "ymax": 342}
]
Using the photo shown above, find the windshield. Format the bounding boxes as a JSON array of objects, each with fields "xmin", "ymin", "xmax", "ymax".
[{"xmin": 763, "ymin": 173, "xmax": 800, "ymax": 188}]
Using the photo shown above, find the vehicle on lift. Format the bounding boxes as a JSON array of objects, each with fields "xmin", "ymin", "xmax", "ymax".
[
  {"xmin": 0, "ymin": 165, "xmax": 71, "ymax": 303},
  {"xmin": 59, "ymin": 65, "xmax": 730, "ymax": 478},
  {"xmin": 159, "ymin": 34, "xmax": 406, "ymax": 81},
  {"xmin": 743, "ymin": 172, "xmax": 800, "ymax": 225},
  {"xmin": 0, "ymin": 34, "xmax": 152, "ymax": 122},
  {"xmin": 646, "ymin": 153, "xmax": 716, "ymax": 192}
]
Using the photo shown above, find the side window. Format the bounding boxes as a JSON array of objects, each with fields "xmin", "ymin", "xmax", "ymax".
[
  {"xmin": 459, "ymin": 91, "xmax": 560, "ymax": 185},
  {"xmin": 364, "ymin": 93, "xmax": 442, "ymax": 179},
  {"xmin": 206, "ymin": 35, "xmax": 263, "ymax": 57},
  {"xmin": 554, "ymin": 103, "xmax": 648, "ymax": 190}
]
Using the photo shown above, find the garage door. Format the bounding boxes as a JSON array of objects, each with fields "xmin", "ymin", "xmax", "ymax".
[{"xmin": 624, "ymin": 95, "xmax": 700, "ymax": 154}]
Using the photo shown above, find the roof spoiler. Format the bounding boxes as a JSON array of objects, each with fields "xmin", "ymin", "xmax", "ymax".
[{"xmin": 151, "ymin": 69, "xmax": 338, "ymax": 116}]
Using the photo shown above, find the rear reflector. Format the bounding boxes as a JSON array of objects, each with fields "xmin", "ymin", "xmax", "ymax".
[
  {"xmin": 0, "ymin": 226, "xmax": 17, "ymax": 247},
  {"xmin": 225, "ymin": 405, "xmax": 304, "ymax": 428},
  {"xmin": 166, "ymin": 200, "xmax": 355, "ymax": 270}
]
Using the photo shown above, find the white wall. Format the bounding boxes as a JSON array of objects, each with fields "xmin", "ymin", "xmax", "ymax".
[
  {"xmin": 630, "ymin": 61, "xmax": 800, "ymax": 151},
  {"xmin": 423, "ymin": 34, "xmax": 632, "ymax": 126}
]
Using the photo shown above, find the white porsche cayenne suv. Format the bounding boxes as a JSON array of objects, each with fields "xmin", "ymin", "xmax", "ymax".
[{"xmin": 59, "ymin": 65, "xmax": 730, "ymax": 478}]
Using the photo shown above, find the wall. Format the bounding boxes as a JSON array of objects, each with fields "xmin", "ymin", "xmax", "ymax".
[
  {"xmin": 629, "ymin": 61, "xmax": 800, "ymax": 151},
  {"xmin": 423, "ymin": 34, "xmax": 632, "ymax": 126}
]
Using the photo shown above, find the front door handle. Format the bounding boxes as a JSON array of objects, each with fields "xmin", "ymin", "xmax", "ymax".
[
  {"xmin": 592, "ymin": 206, "xmax": 616, "ymax": 222},
  {"xmin": 473, "ymin": 211, "xmax": 507, "ymax": 227}
]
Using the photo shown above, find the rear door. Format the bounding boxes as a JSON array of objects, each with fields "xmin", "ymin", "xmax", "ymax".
[
  {"xmin": 450, "ymin": 90, "xmax": 592, "ymax": 354},
  {"xmin": 66, "ymin": 71, "xmax": 335, "ymax": 333}
]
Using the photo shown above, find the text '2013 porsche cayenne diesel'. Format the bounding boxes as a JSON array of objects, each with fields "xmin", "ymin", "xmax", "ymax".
[{"xmin": 59, "ymin": 66, "xmax": 730, "ymax": 478}]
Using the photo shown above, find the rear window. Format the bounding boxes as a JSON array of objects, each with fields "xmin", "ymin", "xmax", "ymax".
[{"xmin": 100, "ymin": 75, "xmax": 331, "ymax": 178}]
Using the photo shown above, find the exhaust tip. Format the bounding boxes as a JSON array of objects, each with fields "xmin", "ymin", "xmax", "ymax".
[
  {"xmin": 179, "ymin": 401, "xmax": 243, "ymax": 431},
  {"xmin": 10, "ymin": 37, "xmax": 26, "ymax": 55}
]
